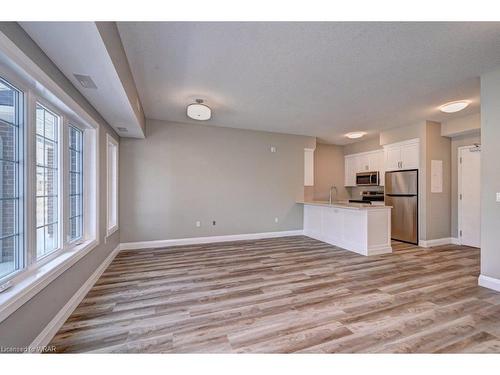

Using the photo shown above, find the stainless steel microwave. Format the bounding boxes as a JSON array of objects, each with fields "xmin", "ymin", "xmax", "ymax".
[{"xmin": 356, "ymin": 171, "xmax": 380, "ymax": 186}]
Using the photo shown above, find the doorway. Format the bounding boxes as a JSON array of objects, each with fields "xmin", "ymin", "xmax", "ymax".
[{"xmin": 458, "ymin": 145, "xmax": 481, "ymax": 248}]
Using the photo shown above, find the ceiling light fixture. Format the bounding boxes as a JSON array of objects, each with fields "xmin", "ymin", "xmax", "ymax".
[
  {"xmin": 346, "ymin": 131, "xmax": 366, "ymax": 139},
  {"xmin": 439, "ymin": 100, "xmax": 470, "ymax": 113},
  {"xmin": 187, "ymin": 99, "xmax": 211, "ymax": 121}
]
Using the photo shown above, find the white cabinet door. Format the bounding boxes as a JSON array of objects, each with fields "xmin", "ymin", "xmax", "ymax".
[
  {"xmin": 344, "ymin": 156, "xmax": 356, "ymax": 187},
  {"xmin": 356, "ymin": 154, "xmax": 370, "ymax": 173},
  {"xmin": 304, "ymin": 149, "xmax": 314, "ymax": 186},
  {"xmin": 401, "ymin": 142, "xmax": 419, "ymax": 170},
  {"xmin": 368, "ymin": 151, "xmax": 382, "ymax": 172},
  {"xmin": 385, "ymin": 146, "xmax": 401, "ymax": 172}
]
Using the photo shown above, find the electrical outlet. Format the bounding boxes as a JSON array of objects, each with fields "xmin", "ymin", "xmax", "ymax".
[
  {"xmin": 270, "ymin": 146, "xmax": 277, "ymax": 153},
  {"xmin": 497, "ymin": 192, "xmax": 500, "ymax": 202},
  {"xmin": 274, "ymin": 217, "xmax": 279, "ymax": 223},
  {"xmin": 196, "ymin": 221, "xmax": 201, "ymax": 228}
]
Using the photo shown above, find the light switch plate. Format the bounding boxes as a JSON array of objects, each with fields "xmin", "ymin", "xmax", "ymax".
[{"xmin": 497, "ymin": 192, "xmax": 500, "ymax": 202}]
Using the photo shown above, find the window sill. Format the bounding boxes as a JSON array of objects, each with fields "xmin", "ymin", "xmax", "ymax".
[{"xmin": 0, "ymin": 239, "xmax": 98, "ymax": 324}]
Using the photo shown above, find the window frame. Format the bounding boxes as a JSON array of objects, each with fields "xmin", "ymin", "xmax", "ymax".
[
  {"xmin": 106, "ymin": 134, "xmax": 119, "ymax": 237},
  {"xmin": 0, "ymin": 74, "xmax": 25, "ymax": 283},
  {"xmin": 33, "ymin": 99, "xmax": 63, "ymax": 261},
  {"xmin": 67, "ymin": 124, "xmax": 84, "ymax": 243},
  {"xmin": 0, "ymin": 50, "xmax": 101, "ymax": 322}
]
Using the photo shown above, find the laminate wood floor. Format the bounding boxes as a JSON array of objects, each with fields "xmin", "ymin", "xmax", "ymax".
[{"xmin": 49, "ymin": 236, "xmax": 500, "ymax": 353}]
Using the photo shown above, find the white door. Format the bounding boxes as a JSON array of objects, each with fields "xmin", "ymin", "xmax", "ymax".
[
  {"xmin": 385, "ymin": 146, "xmax": 401, "ymax": 171},
  {"xmin": 401, "ymin": 142, "xmax": 419, "ymax": 170},
  {"xmin": 459, "ymin": 146, "xmax": 481, "ymax": 248}
]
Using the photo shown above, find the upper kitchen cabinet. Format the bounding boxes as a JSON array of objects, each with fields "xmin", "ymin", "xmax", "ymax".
[
  {"xmin": 383, "ymin": 138, "xmax": 420, "ymax": 172},
  {"xmin": 304, "ymin": 148, "xmax": 315, "ymax": 186},
  {"xmin": 344, "ymin": 155, "xmax": 357, "ymax": 187},
  {"xmin": 344, "ymin": 149, "xmax": 384, "ymax": 187}
]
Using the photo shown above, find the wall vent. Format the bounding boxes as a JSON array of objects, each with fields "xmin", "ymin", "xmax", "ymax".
[
  {"xmin": 117, "ymin": 127, "xmax": 128, "ymax": 132},
  {"xmin": 73, "ymin": 74, "xmax": 97, "ymax": 89}
]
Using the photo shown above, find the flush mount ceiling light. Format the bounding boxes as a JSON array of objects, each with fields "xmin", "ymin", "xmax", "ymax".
[
  {"xmin": 187, "ymin": 99, "xmax": 211, "ymax": 121},
  {"xmin": 346, "ymin": 131, "xmax": 366, "ymax": 139},
  {"xmin": 439, "ymin": 100, "xmax": 470, "ymax": 113}
]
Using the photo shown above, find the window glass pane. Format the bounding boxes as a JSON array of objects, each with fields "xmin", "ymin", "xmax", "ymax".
[
  {"xmin": 0, "ymin": 77, "xmax": 22, "ymax": 280},
  {"xmin": 68, "ymin": 126, "xmax": 83, "ymax": 241},
  {"xmin": 45, "ymin": 139, "xmax": 57, "ymax": 169},
  {"xmin": 44, "ymin": 112, "xmax": 56, "ymax": 140},
  {"xmin": 0, "ymin": 199, "xmax": 17, "ymax": 238},
  {"xmin": 36, "ymin": 107, "xmax": 44, "ymax": 135},
  {"xmin": 0, "ymin": 121, "xmax": 15, "ymax": 161},
  {"xmin": 35, "ymin": 104, "xmax": 60, "ymax": 258},
  {"xmin": 36, "ymin": 166, "xmax": 45, "ymax": 197},
  {"xmin": 0, "ymin": 237, "xmax": 17, "ymax": 279},
  {"xmin": 44, "ymin": 223, "xmax": 58, "ymax": 253},
  {"xmin": 0, "ymin": 161, "xmax": 16, "ymax": 199},
  {"xmin": 0, "ymin": 80, "xmax": 16, "ymax": 125}
]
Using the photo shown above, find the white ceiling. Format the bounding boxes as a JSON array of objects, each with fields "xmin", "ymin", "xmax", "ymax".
[
  {"xmin": 117, "ymin": 22, "xmax": 500, "ymax": 144},
  {"xmin": 20, "ymin": 22, "xmax": 144, "ymax": 138}
]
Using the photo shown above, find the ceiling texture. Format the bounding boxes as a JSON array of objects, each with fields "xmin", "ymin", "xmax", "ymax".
[
  {"xmin": 21, "ymin": 22, "xmax": 500, "ymax": 144},
  {"xmin": 116, "ymin": 22, "xmax": 500, "ymax": 144}
]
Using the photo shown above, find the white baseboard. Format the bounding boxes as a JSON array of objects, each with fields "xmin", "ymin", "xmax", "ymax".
[
  {"xmin": 29, "ymin": 245, "xmax": 121, "ymax": 351},
  {"xmin": 450, "ymin": 237, "xmax": 461, "ymax": 245},
  {"xmin": 478, "ymin": 274, "xmax": 500, "ymax": 292},
  {"xmin": 419, "ymin": 237, "xmax": 455, "ymax": 248},
  {"xmin": 119, "ymin": 230, "xmax": 304, "ymax": 251}
]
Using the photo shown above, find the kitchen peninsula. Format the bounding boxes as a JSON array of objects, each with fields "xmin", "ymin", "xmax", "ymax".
[{"xmin": 297, "ymin": 201, "xmax": 392, "ymax": 256}]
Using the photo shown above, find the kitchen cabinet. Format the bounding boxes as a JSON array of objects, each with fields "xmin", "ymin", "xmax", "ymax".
[
  {"xmin": 344, "ymin": 149, "xmax": 384, "ymax": 187},
  {"xmin": 383, "ymin": 139, "xmax": 420, "ymax": 172},
  {"xmin": 344, "ymin": 155, "xmax": 357, "ymax": 187},
  {"xmin": 304, "ymin": 148, "xmax": 315, "ymax": 186}
]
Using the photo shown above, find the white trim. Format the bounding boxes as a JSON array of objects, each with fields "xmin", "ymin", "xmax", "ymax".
[
  {"xmin": 382, "ymin": 137, "xmax": 420, "ymax": 150},
  {"xmin": 478, "ymin": 274, "xmax": 500, "ymax": 292},
  {"xmin": 106, "ymin": 134, "xmax": 119, "ymax": 237},
  {"xmin": 344, "ymin": 148, "xmax": 383, "ymax": 158},
  {"xmin": 29, "ymin": 244, "xmax": 121, "ymax": 351},
  {"xmin": 119, "ymin": 230, "xmax": 304, "ymax": 251},
  {"xmin": 0, "ymin": 239, "xmax": 98, "ymax": 324},
  {"xmin": 450, "ymin": 237, "xmax": 461, "ymax": 245},
  {"xmin": 418, "ymin": 237, "xmax": 455, "ymax": 248}
]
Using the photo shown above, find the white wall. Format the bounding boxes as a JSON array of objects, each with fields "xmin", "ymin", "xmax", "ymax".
[
  {"xmin": 119, "ymin": 120, "xmax": 315, "ymax": 243},
  {"xmin": 480, "ymin": 67, "xmax": 500, "ymax": 281}
]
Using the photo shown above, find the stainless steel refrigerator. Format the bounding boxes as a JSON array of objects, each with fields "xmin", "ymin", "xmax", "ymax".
[{"xmin": 385, "ymin": 170, "xmax": 418, "ymax": 244}]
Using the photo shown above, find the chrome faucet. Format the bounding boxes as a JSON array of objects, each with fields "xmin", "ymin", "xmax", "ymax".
[{"xmin": 329, "ymin": 185, "xmax": 338, "ymax": 204}]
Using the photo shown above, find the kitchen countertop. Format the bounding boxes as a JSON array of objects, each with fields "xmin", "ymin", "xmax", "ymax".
[{"xmin": 296, "ymin": 200, "xmax": 392, "ymax": 210}]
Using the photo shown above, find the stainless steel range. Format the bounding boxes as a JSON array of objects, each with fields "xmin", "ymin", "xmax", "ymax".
[{"xmin": 349, "ymin": 191, "xmax": 385, "ymax": 205}]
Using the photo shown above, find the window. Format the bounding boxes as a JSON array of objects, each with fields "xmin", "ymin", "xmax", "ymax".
[
  {"xmin": 0, "ymin": 53, "xmax": 100, "ymax": 320},
  {"xmin": 68, "ymin": 126, "xmax": 83, "ymax": 241},
  {"xmin": 0, "ymin": 77, "xmax": 23, "ymax": 281},
  {"xmin": 35, "ymin": 103, "xmax": 60, "ymax": 258},
  {"xmin": 106, "ymin": 135, "xmax": 118, "ymax": 236}
]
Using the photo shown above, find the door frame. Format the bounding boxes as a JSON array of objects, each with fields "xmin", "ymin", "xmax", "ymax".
[{"xmin": 457, "ymin": 144, "xmax": 481, "ymax": 246}]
